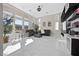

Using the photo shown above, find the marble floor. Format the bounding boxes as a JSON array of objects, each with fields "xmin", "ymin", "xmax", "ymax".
[{"xmin": 4, "ymin": 35, "xmax": 71, "ymax": 56}]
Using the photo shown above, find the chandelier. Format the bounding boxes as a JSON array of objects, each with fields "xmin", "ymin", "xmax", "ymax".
[{"xmin": 37, "ymin": 5, "xmax": 41, "ymax": 12}]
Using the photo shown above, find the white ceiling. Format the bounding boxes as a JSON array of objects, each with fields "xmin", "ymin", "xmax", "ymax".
[{"xmin": 10, "ymin": 3, "xmax": 65, "ymax": 18}]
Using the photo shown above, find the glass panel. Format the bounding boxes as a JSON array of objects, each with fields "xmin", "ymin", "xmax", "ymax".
[
  {"xmin": 55, "ymin": 22, "xmax": 59, "ymax": 30},
  {"xmin": 24, "ymin": 21, "xmax": 29, "ymax": 26},
  {"xmin": 15, "ymin": 18, "xmax": 22, "ymax": 25},
  {"xmin": 15, "ymin": 18, "xmax": 23, "ymax": 32}
]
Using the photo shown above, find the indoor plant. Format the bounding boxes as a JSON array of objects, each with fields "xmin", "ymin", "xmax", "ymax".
[{"xmin": 3, "ymin": 16, "xmax": 13, "ymax": 43}]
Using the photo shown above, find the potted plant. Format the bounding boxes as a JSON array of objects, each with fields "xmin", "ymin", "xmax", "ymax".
[{"xmin": 3, "ymin": 16, "xmax": 13, "ymax": 43}]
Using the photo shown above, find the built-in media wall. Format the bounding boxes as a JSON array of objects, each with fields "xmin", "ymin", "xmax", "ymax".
[
  {"xmin": 61, "ymin": 3, "xmax": 79, "ymax": 56},
  {"xmin": 61, "ymin": 3, "xmax": 79, "ymax": 22},
  {"xmin": 61, "ymin": 3, "xmax": 79, "ymax": 34}
]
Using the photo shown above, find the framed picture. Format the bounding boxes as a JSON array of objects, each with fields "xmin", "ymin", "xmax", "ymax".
[{"xmin": 48, "ymin": 21, "xmax": 51, "ymax": 26}]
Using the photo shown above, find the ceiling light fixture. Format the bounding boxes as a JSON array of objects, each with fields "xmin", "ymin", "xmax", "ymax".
[{"xmin": 37, "ymin": 5, "xmax": 41, "ymax": 12}]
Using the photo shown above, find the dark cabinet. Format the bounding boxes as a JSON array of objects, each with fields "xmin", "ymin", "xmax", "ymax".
[
  {"xmin": 71, "ymin": 38, "xmax": 79, "ymax": 56},
  {"xmin": 61, "ymin": 3, "xmax": 79, "ymax": 22},
  {"xmin": 61, "ymin": 3, "xmax": 79, "ymax": 56}
]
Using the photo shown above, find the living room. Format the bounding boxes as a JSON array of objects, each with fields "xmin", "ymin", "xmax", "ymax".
[{"xmin": 1, "ymin": 3, "xmax": 79, "ymax": 56}]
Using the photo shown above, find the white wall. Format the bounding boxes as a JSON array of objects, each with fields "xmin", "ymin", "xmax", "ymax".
[{"xmin": 37, "ymin": 13, "xmax": 61, "ymax": 36}]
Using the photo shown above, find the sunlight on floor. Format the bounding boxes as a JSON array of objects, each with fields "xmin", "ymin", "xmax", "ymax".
[
  {"xmin": 25, "ymin": 38, "xmax": 34, "ymax": 46},
  {"xmin": 3, "ymin": 38, "xmax": 34, "ymax": 55},
  {"xmin": 3, "ymin": 43, "xmax": 21, "ymax": 55}
]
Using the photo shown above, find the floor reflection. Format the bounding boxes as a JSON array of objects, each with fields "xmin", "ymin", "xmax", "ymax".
[
  {"xmin": 3, "ymin": 38, "xmax": 34, "ymax": 55},
  {"xmin": 3, "ymin": 42, "xmax": 21, "ymax": 55}
]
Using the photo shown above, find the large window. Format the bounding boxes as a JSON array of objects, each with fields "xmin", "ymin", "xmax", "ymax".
[
  {"xmin": 24, "ymin": 21, "xmax": 29, "ymax": 26},
  {"xmin": 15, "ymin": 17, "xmax": 23, "ymax": 32},
  {"xmin": 3, "ymin": 12, "xmax": 34, "ymax": 55},
  {"xmin": 55, "ymin": 22, "xmax": 59, "ymax": 30},
  {"xmin": 3, "ymin": 12, "xmax": 13, "ymax": 33},
  {"xmin": 24, "ymin": 21, "xmax": 29, "ymax": 30},
  {"xmin": 15, "ymin": 18, "xmax": 22, "ymax": 25}
]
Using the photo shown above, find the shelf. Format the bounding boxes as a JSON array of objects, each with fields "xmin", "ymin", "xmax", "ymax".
[
  {"xmin": 69, "ymin": 3, "xmax": 79, "ymax": 8},
  {"xmin": 64, "ymin": 7, "xmax": 77, "ymax": 20},
  {"xmin": 68, "ymin": 14, "xmax": 79, "ymax": 21},
  {"xmin": 61, "ymin": 3, "xmax": 79, "ymax": 22}
]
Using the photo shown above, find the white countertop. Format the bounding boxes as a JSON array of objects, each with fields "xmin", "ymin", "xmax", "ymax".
[{"xmin": 66, "ymin": 34, "xmax": 79, "ymax": 39}]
